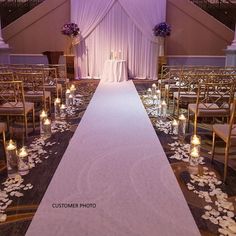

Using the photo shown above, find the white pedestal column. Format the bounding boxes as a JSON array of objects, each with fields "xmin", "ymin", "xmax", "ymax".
[
  {"xmin": 0, "ymin": 18, "xmax": 10, "ymax": 64},
  {"xmin": 225, "ymin": 24, "xmax": 236, "ymax": 67}
]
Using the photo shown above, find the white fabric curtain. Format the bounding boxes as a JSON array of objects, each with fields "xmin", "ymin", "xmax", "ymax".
[{"xmin": 71, "ymin": 0, "xmax": 166, "ymax": 80}]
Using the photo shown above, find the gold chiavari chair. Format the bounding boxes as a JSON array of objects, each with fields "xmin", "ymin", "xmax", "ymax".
[
  {"xmin": 188, "ymin": 80, "xmax": 235, "ymax": 135},
  {"xmin": 172, "ymin": 73, "xmax": 207, "ymax": 117},
  {"xmin": 0, "ymin": 71, "xmax": 15, "ymax": 81},
  {"xmin": 16, "ymin": 72, "xmax": 51, "ymax": 113},
  {"xmin": 50, "ymin": 64, "xmax": 69, "ymax": 86},
  {"xmin": 211, "ymin": 97, "xmax": 236, "ymax": 182},
  {"xmin": 164, "ymin": 67, "xmax": 184, "ymax": 107},
  {"xmin": 31, "ymin": 66, "xmax": 62, "ymax": 100},
  {"xmin": 0, "ymin": 81, "xmax": 35, "ymax": 139}
]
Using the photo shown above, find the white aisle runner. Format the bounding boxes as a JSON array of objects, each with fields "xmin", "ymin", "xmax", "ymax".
[{"xmin": 26, "ymin": 81, "xmax": 200, "ymax": 236}]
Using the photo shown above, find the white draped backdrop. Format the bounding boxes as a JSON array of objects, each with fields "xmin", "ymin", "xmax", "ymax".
[{"xmin": 71, "ymin": 0, "xmax": 166, "ymax": 80}]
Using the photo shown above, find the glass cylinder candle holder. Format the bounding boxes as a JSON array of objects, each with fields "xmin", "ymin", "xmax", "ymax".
[
  {"xmin": 190, "ymin": 135, "xmax": 201, "ymax": 153},
  {"xmin": 18, "ymin": 146, "xmax": 29, "ymax": 175},
  {"xmin": 54, "ymin": 98, "xmax": 61, "ymax": 119},
  {"xmin": 65, "ymin": 89, "xmax": 71, "ymax": 107},
  {"xmin": 5, "ymin": 139, "xmax": 18, "ymax": 177},
  {"xmin": 68, "ymin": 94, "xmax": 74, "ymax": 106},
  {"xmin": 178, "ymin": 114, "xmax": 186, "ymax": 141},
  {"xmin": 60, "ymin": 104, "xmax": 66, "ymax": 119},
  {"xmin": 161, "ymin": 100, "xmax": 167, "ymax": 119},
  {"xmin": 152, "ymin": 83, "xmax": 157, "ymax": 96},
  {"xmin": 147, "ymin": 88, "xmax": 152, "ymax": 98},
  {"xmin": 171, "ymin": 119, "xmax": 179, "ymax": 135},
  {"xmin": 190, "ymin": 146, "xmax": 200, "ymax": 166},
  {"xmin": 39, "ymin": 110, "xmax": 47, "ymax": 135},
  {"xmin": 42, "ymin": 118, "xmax": 52, "ymax": 138},
  {"xmin": 70, "ymin": 84, "xmax": 76, "ymax": 96},
  {"xmin": 156, "ymin": 89, "xmax": 161, "ymax": 101},
  {"xmin": 153, "ymin": 94, "xmax": 158, "ymax": 107},
  {"xmin": 157, "ymin": 103, "xmax": 161, "ymax": 117}
]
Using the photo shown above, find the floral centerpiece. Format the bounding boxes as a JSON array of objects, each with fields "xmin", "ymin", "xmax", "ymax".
[
  {"xmin": 153, "ymin": 22, "xmax": 171, "ymax": 57},
  {"xmin": 153, "ymin": 22, "xmax": 171, "ymax": 37},
  {"xmin": 61, "ymin": 23, "xmax": 80, "ymax": 54}
]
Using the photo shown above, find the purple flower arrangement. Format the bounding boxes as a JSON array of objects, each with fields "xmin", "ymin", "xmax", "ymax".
[
  {"xmin": 61, "ymin": 23, "xmax": 80, "ymax": 37},
  {"xmin": 153, "ymin": 22, "xmax": 171, "ymax": 37}
]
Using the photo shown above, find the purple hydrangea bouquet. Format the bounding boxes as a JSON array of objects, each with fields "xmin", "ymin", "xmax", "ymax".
[
  {"xmin": 61, "ymin": 23, "xmax": 80, "ymax": 37},
  {"xmin": 153, "ymin": 22, "xmax": 171, "ymax": 37},
  {"xmin": 61, "ymin": 23, "xmax": 80, "ymax": 54}
]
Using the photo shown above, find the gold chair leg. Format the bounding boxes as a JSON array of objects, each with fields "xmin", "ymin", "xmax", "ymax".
[
  {"xmin": 49, "ymin": 97, "xmax": 52, "ymax": 115},
  {"xmin": 24, "ymin": 114, "xmax": 28, "ymax": 140},
  {"xmin": 223, "ymin": 143, "xmax": 230, "ymax": 183},
  {"xmin": 2, "ymin": 130, "xmax": 6, "ymax": 165},
  {"xmin": 194, "ymin": 113, "xmax": 198, "ymax": 135},
  {"xmin": 173, "ymin": 98, "xmax": 176, "ymax": 116},
  {"xmin": 32, "ymin": 108, "xmax": 35, "ymax": 132},
  {"xmin": 211, "ymin": 131, "xmax": 216, "ymax": 163},
  {"xmin": 187, "ymin": 108, "xmax": 190, "ymax": 132}
]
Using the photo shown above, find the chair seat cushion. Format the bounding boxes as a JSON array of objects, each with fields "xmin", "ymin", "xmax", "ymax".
[
  {"xmin": 213, "ymin": 124, "xmax": 236, "ymax": 143},
  {"xmin": 25, "ymin": 90, "xmax": 51, "ymax": 99},
  {"xmin": 0, "ymin": 102, "xmax": 34, "ymax": 115},
  {"xmin": 188, "ymin": 103, "xmax": 229, "ymax": 117},
  {"xmin": 173, "ymin": 91, "xmax": 197, "ymax": 100}
]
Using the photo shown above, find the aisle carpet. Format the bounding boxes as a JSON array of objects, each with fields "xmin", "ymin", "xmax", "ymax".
[{"xmin": 26, "ymin": 81, "xmax": 200, "ymax": 236}]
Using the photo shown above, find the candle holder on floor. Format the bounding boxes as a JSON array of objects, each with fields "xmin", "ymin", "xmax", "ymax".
[
  {"xmin": 40, "ymin": 110, "xmax": 48, "ymax": 135},
  {"xmin": 178, "ymin": 114, "xmax": 186, "ymax": 142},
  {"xmin": 42, "ymin": 118, "xmax": 52, "ymax": 138},
  {"xmin": 5, "ymin": 139, "xmax": 18, "ymax": 177},
  {"xmin": 18, "ymin": 146, "xmax": 29, "ymax": 175},
  {"xmin": 54, "ymin": 98, "xmax": 61, "ymax": 119}
]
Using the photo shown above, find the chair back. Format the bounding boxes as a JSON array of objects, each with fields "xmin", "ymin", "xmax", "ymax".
[
  {"xmin": 0, "ymin": 80, "xmax": 26, "ymax": 110},
  {"xmin": 228, "ymin": 97, "xmax": 236, "ymax": 143},
  {"xmin": 0, "ymin": 72, "xmax": 15, "ymax": 82},
  {"xmin": 196, "ymin": 81, "xmax": 235, "ymax": 116}
]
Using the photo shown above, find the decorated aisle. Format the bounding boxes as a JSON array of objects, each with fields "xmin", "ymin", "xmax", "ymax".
[{"xmin": 26, "ymin": 81, "xmax": 200, "ymax": 236}]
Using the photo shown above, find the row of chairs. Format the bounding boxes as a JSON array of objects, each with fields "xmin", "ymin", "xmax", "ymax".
[
  {"xmin": 0, "ymin": 63, "xmax": 69, "ymax": 140},
  {"xmin": 159, "ymin": 65, "xmax": 236, "ymax": 183}
]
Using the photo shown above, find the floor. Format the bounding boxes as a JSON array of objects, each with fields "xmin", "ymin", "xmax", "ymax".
[{"xmin": 0, "ymin": 79, "xmax": 236, "ymax": 236}]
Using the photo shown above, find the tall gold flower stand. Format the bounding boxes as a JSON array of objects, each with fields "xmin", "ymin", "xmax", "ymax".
[
  {"xmin": 65, "ymin": 55, "xmax": 75, "ymax": 80},
  {"xmin": 158, "ymin": 56, "xmax": 167, "ymax": 75}
]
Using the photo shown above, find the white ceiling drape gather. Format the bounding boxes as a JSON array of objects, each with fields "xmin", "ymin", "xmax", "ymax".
[{"xmin": 71, "ymin": 0, "xmax": 166, "ymax": 80}]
